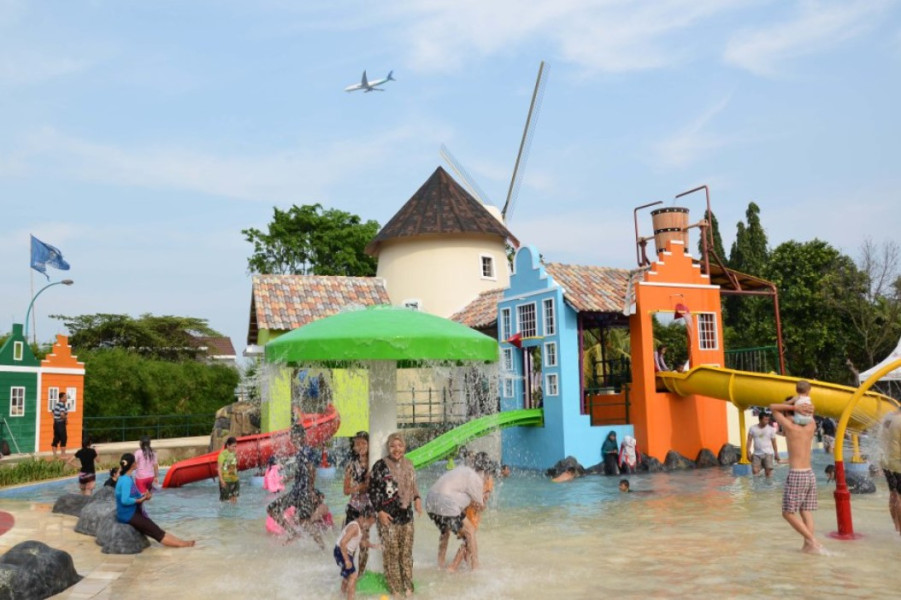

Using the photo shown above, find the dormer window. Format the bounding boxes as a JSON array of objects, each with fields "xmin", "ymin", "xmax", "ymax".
[
  {"xmin": 480, "ymin": 255, "xmax": 496, "ymax": 280},
  {"xmin": 13, "ymin": 341, "xmax": 23, "ymax": 361}
]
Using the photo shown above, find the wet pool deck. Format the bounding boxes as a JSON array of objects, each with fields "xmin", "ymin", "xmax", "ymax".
[{"xmin": 0, "ymin": 436, "xmax": 209, "ymax": 599}]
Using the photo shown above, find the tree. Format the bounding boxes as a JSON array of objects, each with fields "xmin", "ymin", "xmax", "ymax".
[
  {"xmin": 51, "ymin": 313, "xmax": 221, "ymax": 361},
  {"xmin": 764, "ymin": 239, "xmax": 857, "ymax": 382},
  {"xmin": 243, "ymin": 204, "xmax": 380, "ymax": 276},
  {"xmin": 698, "ymin": 209, "xmax": 726, "ymax": 263},
  {"xmin": 726, "ymin": 202, "xmax": 771, "ymax": 346},
  {"xmin": 825, "ymin": 239, "xmax": 901, "ymax": 370}
]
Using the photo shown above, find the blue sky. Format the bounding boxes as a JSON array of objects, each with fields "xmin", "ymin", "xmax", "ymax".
[{"xmin": 2, "ymin": 0, "xmax": 900, "ymax": 359}]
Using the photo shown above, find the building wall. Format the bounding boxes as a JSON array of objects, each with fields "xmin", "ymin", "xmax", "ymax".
[
  {"xmin": 628, "ymin": 240, "xmax": 729, "ymax": 461},
  {"xmin": 0, "ymin": 324, "xmax": 41, "ymax": 453},
  {"xmin": 38, "ymin": 335, "xmax": 85, "ymax": 452},
  {"xmin": 375, "ymin": 234, "xmax": 509, "ymax": 318},
  {"xmin": 499, "ymin": 246, "xmax": 632, "ymax": 469}
]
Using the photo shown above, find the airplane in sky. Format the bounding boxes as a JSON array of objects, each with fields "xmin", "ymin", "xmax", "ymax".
[{"xmin": 344, "ymin": 70, "xmax": 395, "ymax": 93}]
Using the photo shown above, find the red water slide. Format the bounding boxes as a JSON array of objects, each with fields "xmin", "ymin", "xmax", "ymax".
[{"xmin": 162, "ymin": 405, "xmax": 340, "ymax": 488}]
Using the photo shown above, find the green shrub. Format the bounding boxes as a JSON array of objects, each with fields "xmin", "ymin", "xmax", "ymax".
[{"xmin": 0, "ymin": 459, "xmax": 74, "ymax": 487}]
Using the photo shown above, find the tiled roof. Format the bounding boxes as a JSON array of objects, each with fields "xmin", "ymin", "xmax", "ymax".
[
  {"xmin": 450, "ymin": 288, "xmax": 504, "ymax": 329},
  {"xmin": 365, "ymin": 166, "xmax": 518, "ymax": 256},
  {"xmin": 544, "ymin": 263, "xmax": 631, "ymax": 313},
  {"xmin": 195, "ymin": 336, "xmax": 237, "ymax": 358},
  {"xmin": 248, "ymin": 275, "xmax": 390, "ymax": 342}
]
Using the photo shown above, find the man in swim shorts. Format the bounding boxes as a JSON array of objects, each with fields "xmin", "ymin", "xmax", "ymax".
[
  {"xmin": 747, "ymin": 411, "xmax": 779, "ymax": 477},
  {"xmin": 771, "ymin": 393, "xmax": 822, "ymax": 553}
]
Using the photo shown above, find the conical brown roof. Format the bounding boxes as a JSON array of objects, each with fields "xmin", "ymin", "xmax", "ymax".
[{"xmin": 365, "ymin": 166, "xmax": 517, "ymax": 256}]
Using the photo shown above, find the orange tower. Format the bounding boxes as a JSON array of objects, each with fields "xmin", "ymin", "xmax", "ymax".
[
  {"xmin": 38, "ymin": 335, "xmax": 85, "ymax": 452},
  {"xmin": 628, "ymin": 221, "xmax": 728, "ymax": 461}
]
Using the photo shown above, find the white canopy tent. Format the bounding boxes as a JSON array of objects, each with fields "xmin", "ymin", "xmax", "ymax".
[{"xmin": 859, "ymin": 337, "xmax": 901, "ymax": 382}]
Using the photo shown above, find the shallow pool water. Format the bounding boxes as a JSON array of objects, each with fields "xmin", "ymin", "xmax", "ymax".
[{"xmin": 2, "ymin": 451, "xmax": 899, "ymax": 599}]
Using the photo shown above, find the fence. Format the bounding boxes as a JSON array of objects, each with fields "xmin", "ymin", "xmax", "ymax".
[
  {"xmin": 395, "ymin": 385, "xmax": 498, "ymax": 428},
  {"xmin": 724, "ymin": 346, "xmax": 779, "ymax": 374},
  {"xmin": 83, "ymin": 414, "xmax": 215, "ymax": 443}
]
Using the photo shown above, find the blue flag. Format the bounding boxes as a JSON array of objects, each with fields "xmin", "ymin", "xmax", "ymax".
[{"xmin": 30, "ymin": 235, "xmax": 70, "ymax": 280}]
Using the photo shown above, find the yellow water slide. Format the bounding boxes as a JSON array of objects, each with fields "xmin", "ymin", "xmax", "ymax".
[{"xmin": 657, "ymin": 366, "xmax": 899, "ymax": 432}]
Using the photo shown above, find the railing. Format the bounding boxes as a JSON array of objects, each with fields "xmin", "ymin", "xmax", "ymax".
[
  {"xmin": 585, "ymin": 383, "xmax": 631, "ymax": 426},
  {"xmin": 725, "ymin": 345, "xmax": 779, "ymax": 374},
  {"xmin": 83, "ymin": 414, "xmax": 215, "ymax": 443},
  {"xmin": 395, "ymin": 386, "xmax": 498, "ymax": 428},
  {"xmin": 586, "ymin": 356, "xmax": 632, "ymax": 392}
]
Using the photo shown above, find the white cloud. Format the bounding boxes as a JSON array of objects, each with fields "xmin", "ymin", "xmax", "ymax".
[
  {"xmin": 650, "ymin": 96, "xmax": 732, "ymax": 169},
  {"xmin": 5, "ymin": 124, "xmax": 443, "ymax": 203},
  {"xmin": 0, "ymin": 53, "xmax": 90, "ymax": 86},
  {"xmin": 724, "ymin": 0, "xmax": 889, "ymax": 77},
  {"xmin": 397, "ymin": 0, "xmax": 746, "ymax": 74}
]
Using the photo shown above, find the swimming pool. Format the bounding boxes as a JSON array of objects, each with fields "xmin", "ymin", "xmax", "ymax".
[{"xmin": 1, "ymin": 451, "xmax": 898, "ymax": 599}]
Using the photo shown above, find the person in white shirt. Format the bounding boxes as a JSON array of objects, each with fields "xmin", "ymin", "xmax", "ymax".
[
  {"xmin": 747, "ymin": 411, "xmax": 780, "ymax": 477},
  {"xmin": 425, "ymin": 461, "xmax": 487, "ymax": 570}
]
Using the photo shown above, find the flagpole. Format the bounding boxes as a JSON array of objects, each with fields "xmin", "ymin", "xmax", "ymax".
[{"xmin": 29, "ymin": 258, "xmax": 35, "ymax": 345}]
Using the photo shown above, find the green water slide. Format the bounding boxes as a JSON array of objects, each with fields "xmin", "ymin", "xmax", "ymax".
[{"xmin": 405, "ymin": 408, "xmax": 544, "ymax": 469}]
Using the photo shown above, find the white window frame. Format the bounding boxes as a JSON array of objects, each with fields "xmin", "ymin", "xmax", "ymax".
[
  {"xmin": 697, "ymin": 313, "xmax": 719, "ymax": 350},
  {"xmin": 10, "ymin": 386, "xmax": 25, "ymax": 417},
  {"xmin": 480, "ymin": 254, "xmax": 496, "ymax": 280},
  {"xmin": 47, "ymin": 387, "xmax": 60, "ymax": 412},
  {"xmin": 545, "ymin": 373, "xmax": 559, "ymax": 396},
  {"xmin": 65, "ymin": 387, "xmax": 77, "ymax": 412},
  {"xmin": 402, "ymin": 299, "xmax": 422, "ymax": 311},
  {"xmin": 503, "ymin": 378, "xmax": 515, "ymax": 398},
  {"xmin": 13, "ymin": 341, "xmax": 23, "ymax": 361},
  {"xmin": 544, "ymin": 342, "xmax": 558, "ymax": 367},
  {"xmin": 542, "ymin": 298, "xmax": 556, "ymax": 336},
  {"xmin": 500, "ymin": 308, "xmax": 512, "ymax": 340},
  {"xmin": 517, "ymin": 303, "xmax": 537, "ymax": 338},
  {"xmin": 502, "ymin": 348, "xmax": 514, "ymax": 372}
]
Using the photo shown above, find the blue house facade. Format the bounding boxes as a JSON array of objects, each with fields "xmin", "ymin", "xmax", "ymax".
[{"xmin": 499, "ymin": 246, "xmax": 634, "ymax": 469}]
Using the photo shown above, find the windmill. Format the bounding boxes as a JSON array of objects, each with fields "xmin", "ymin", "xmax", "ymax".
[{"xmin": 440, "ymin": 61, "xmax": 549, "ymax": 224}]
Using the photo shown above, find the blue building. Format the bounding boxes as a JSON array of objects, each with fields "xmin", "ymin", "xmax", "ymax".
[{"xmin": 495, "ymin": 246, "xmax": 635, "ymax": 469}]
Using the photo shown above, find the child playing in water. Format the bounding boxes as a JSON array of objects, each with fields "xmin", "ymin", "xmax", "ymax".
[
  {"xmin": 789, "ymin": 381, "xmax": 815, "ymax": 425},
  {"xmin": 217, "ymin": 436, "xmax": 239, "ymax": 503},
  {"xmin": 311, "ymin": 489, "xmax": 335, "ymax": 532},
  {"xmin": 334, "ymin": 506, "xmax": 378, "ymax": 600},
  {"xmin": 263, "ymin": 456, "xmax": 284, "ymax": 493}
]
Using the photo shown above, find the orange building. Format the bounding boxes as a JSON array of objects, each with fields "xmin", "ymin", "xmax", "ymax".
[
  {"xmin": 627, "ymin": 237, "xmax": 728, "ymax": 460},
  {"xmin": 38, "ymin": 335, "xmax": 85, "ymax": 452}
]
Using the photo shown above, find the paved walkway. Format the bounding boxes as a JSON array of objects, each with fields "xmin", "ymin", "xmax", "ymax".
[
  {"xmin": 0, "ymin": 436, "xmax": 210, "ymax": 599},
  {"xmin": 1, "ymin": 436, "xmax": 210, "ymax": 466}
]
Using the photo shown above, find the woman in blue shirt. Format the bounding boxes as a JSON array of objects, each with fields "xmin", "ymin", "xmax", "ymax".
[{"xmin": 115, "ymin": 453, "xmax": 195, "ymax": 547}]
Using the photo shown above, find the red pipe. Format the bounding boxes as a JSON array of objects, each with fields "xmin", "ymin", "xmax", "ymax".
[{"xmin": 830, "ymin": 461, "xmax": 859, "ymax": 540}]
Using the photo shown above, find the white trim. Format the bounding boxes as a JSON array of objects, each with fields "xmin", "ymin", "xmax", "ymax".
[
  {"xmin": 479, "ymin": 254, "xmax": 497, "ymax": 280},
  {"xmin": 0, "ymin": 365, "xmax": 84, "ymax": 374},
  {"xmin": 696, "ymin": 312, "xmax": 719, "ymax": 350},
  {"xmin": 35, "ymin": 372, "xmax": 42, "ymax": 452},
  {"xmin": 48, "ymin": 386, "xmax": 59, "ymax": 412},
  {"xmin": 503, "ymin": 378, "xmax": 515, "ymax": 398},
  {"xmin": 516, "ymin": 302, "xmax": 538, "ymax": 338},
  {"xmin": 542, "ymin": 297, "xmax": 556, "ymax": 336},
  {"xmin": 637, "ymin": 281, "xmax": 719, "ymax": 290},
  {"xmin": 543, "ymin": 341, "xmax": 558, "ymax": 367},
  {"xmin": 501, "ymin": 286, "xmax": 560, "ymax": 304},
  {"xmin": 9, "ymin": 386, "xmax": 26, "ymax": 417},
  {"xmin": 545, "ymin": 373, "xmax": 559, "ymax": 396},
  {"xmin": 13, "ymin": 341, "xmax": 24, "ymax": 361}
]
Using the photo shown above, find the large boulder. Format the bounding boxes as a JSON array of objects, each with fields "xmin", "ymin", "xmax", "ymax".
[
  {"xmin": 695, "ymin": 448, "xmax": 718, "ymax": 468},
  {"xmin": 74, "ymin": 492, "xmax": 115, "ymax": 537},
  {"xmin": 0, "ymin": 540, "xmax": 81, "ymax": 600},
  {"xmin": 94, "ymin": 512, "xmax": 150, "ymax": 554},
  {"xmin": 639, "ymin": 453, "xmax": 664, "ymax": 473},
  {"xmin": 546, "ymin": 456, "xmax": 585, "ymax": 478},
  {"xmin": 209, "ymin": 401, "xmax": 260, "ymax": 451},
  {"xmin": 52, "ymin": 493, "xmax": 91, "ymax": 517},
  {"xmin": 664, "ymin": 450, "xmax": 695, "ymax": 471},
  {"xmin": 717, "ymin": 444, "xmax": 741, "ymax": 466}
]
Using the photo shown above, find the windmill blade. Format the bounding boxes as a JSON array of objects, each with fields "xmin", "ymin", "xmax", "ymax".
[
  {"xmin": 440, "ymin": 144, "xmax": 494, "ymax": 206},
  {"xmin": 502, "ymin": 60, "xmax": 549, "ymax": 221}
]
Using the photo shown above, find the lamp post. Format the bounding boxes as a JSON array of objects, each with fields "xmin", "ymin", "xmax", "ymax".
[{"xmin": 24, "ymin": 279, "xmax": 74, "ymax": 343}]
